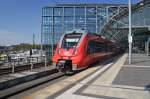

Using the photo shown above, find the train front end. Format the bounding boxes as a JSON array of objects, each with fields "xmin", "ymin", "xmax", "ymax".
[{"xmin": 52, "ymin": 30, "xmax": 86, "ymax": 74}]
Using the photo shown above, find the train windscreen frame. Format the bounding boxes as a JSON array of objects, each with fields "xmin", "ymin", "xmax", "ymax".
[{"xmin": 61, "ymin": 33, "xmax": 82, "ymax": 49}]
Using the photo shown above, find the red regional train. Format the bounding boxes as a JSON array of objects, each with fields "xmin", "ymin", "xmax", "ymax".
[{"xmin": 52, "ymin": 29, "xmax": 119, "ymax": 74}]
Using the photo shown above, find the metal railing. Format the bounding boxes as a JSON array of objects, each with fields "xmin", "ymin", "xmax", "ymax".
[{"xmin": 0, "ymin": 56, "xmax": 49, "ymax": 74}]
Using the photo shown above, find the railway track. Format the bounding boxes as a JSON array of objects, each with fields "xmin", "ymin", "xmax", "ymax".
[
  {"xmin": 0, "ymin": 70, "xmax": 64, "ymax": 98},
  {"xmin": 0, "ymin": 62, "xmax": 45, "ymax": 75}
]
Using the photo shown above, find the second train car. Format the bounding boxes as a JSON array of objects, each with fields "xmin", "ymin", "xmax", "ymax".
[{"xmin": 52, "ymin": 29, "xmax": 119, "ymax": 74}]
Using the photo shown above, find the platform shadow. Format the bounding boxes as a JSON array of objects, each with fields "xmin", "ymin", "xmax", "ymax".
[
  {"xmin": 145, "ymin": 84, "xmax": 150, "ymax": 91},
  {"xmin": 92, "ymin": 54, "xmax": 122, "ymax": 67},
  {"xmin": 131, "ymin": 60, "xmax": 150, "ymax": 64}
]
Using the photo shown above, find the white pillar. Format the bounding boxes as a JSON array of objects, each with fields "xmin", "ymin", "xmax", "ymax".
[{"xmin": 128, "ymin": 0, "xmax": 132, "ymax": 64}]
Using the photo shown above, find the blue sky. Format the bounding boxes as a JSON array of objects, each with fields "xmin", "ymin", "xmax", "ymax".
[{"xmin": 0, "ymin": 0, "xmax": 140, "ymax": 45}]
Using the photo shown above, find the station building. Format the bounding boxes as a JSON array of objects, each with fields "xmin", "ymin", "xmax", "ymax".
[
  {"xmin": 101, "ymin": 0, "xmax": 150, "ymax": 54},
  {"xmin": 42, "ymin": 0, "xmax": 150, "ymax": 59},
  {"xmin": 41, "ymin": 3, "xmax": 127, "ymax": 57}
]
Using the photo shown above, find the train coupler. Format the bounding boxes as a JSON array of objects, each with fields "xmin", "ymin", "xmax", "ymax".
[{"xmin": 57, "ymin": 60, "xmax": 72, "ymax": 74}]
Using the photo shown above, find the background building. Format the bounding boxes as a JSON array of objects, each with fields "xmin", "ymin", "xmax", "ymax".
[{"xmin": 41, "ymin": 3, "xmax": 127, "ymax": 59}]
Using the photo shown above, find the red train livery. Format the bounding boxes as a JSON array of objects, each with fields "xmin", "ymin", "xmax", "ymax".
[{"xmin": 52, "ymin": 29, "xmax": 119, "ymax": 74}]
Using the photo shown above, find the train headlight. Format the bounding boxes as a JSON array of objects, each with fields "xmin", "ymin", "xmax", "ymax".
[
  {"xmin": 53, "ymin": 62, "xmax": 56, "ymax": 66},
  {"xmin": 73, "ymin": 49, "xmax": 78, "ymax": 55},
  {"xmin": 58, "ymin": 49, "xmax": 60, "ymax": 55}
]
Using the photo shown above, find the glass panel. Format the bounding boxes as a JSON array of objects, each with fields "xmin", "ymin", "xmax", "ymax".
[
  {"xmin": 49, "ymin": 34, "xmax": 54, "ymax": 45},
  {"xmin": 97, "ymin": 16, "xmax": 107, "ymax": 26},
  {"xmin": 75, "ymin": 7, "xmax": 85, "ymax": 15},
  {"xmin": 64, "ymin": 16, "xmax": 74, "ymax": 24},
  {"xmin": 54, "ymin": 7, "xmax": 63, "ymax": 16},
  {"xmin": 75, "ymin": 24, "xmax": 85, "ymax": 29},
  {"xmin": 54, "ymin": 25, "xmax": 62, "ymax": 43},
  {"xmin": 64, "ymin": 7, "xmax": 74, "ymax": 15},
  {"xmin": 97, "ymin": 27, "xmax": 101, "ymax": 34},
  {"xmin": 97, "ymin": 22, "xmax": 101, "ymax": 34},
  {"xmin": 42, "ymin": 26, "xmax": 52, "ymax": 33},
  {"xmin": 97, "ymin": 8, "xmax": 107, "ymax": 17},
  {"xmin": 119, "ymin": 7, "xmax": 127, "ymax": 12},
  {"xmin": 54, "ymin": 25, "xmax": 62, "ymax": 35},
  {"xmin": 43, "ymin": 16, "xmax": 52, "ymax": 22},
  {"xmin": 145, "ymin": 19, "xmax": 150, "ymax": 26},
  {"xmin": 55, "ymin": 37, "xmax": 60, "ymax": 44},
  {"xmin": 64, "ymin": 24, "xmax": 74, "ymax": 33},
  {"xmin": 42, "ymin": 33, "xmax": 51, "ymax": 44},
  {"xmin": 132, "ymin": 11, "xmax": 144, "ymax": 26},
  {"xmin": 120, "ymin": 16, "xmax": 128, "ymax": 25},
  {"xmin": 54, "ymin": 16, "xmax": 62, "ymax": 24},
  {"xmin": 108, "ymin": 7, "xmax": 118, "ymax": 18},
  {"xmin": 143, "ymin": 7, "xmax": 150, "ymax": 25},
  {"xmin": 143, "ymin": 7, "xmax": 150, "ymax": 19},
  {"xmin": 43, "ymin": 7, "xmax": 53, "ymax": 16},
  {"xmin": 86, "ymin": 7, "xmax": 96, "ymax": 15},
  {"xmin": 86, "ymin": 16, "xmax": 96, "ymax": 24},
  {"xmin": 42, "ymin": 16, "xmax": 52, "ymax": 25},
  {"xmin": 75, "ymin": 16, "xmax": 85, "ymax": 24},
  {"xmin": 86, "ymin": 24, "xmax": 96, "ymax": 33}
]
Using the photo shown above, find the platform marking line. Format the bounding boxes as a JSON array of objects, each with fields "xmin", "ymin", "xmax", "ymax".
[
  {"xmin": 22, "ymin": 66, "xmax": 101, "ymax": 99},
  {"xmin": 123, "ymin": 65, "xmax": 150, "ymax": 68},
  {"xmin": 56, "ymin": 94, "xmax": 102, "ymax": 99},
  {"xmin": 10, "ymin": 73, "xmax": 26, "ymax": 77},
  {"xmin": 22, "ymin": 71, "xmax": 37, "ymax": 74},
  {"xmin": 129, "ymin": 59, "xmax": 150, "ymax": 61},
  {"xmin": 55, "ymin": 62, "xmax": 113, "ymax": 99},
  {"xmin": 82, "ymin": 83, "xmax": 150, "ymax": 99},
  {"xmin": 90, "ymin": 83, "xmax": 145, "ymax": 91},
  {"xmin": 92, "ymin": 54, "xmax": 127, "ymax": 85},
  {"xmin": 60, "ymin": 81, "xmax": 145, "ymax": 91}
]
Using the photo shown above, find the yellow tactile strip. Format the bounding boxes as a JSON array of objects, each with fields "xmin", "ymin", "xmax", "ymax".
[{"xmin": 22, "ymin": 66, "xmax": 100, "ymax": 99}]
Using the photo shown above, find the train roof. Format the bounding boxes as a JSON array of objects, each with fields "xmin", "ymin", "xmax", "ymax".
[
  {"xmin": 65, "ymin": 29, "xmax": 88, "ymax": 34},
  {"xmin": 88, "ymin": 33, "xmax": 117, "ymax": 45},
  {"xmin": 63, "ymin": 29, "xmax": 118, "ymax": 46}
]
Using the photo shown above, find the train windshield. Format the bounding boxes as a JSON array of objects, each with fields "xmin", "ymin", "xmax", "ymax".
[{"xmin": 61, "ymin": 33, "xmax": 82, "ymax": 49}]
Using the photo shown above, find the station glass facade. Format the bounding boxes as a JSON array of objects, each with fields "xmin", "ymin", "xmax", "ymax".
[{"xmin": 42, "ymin": 4, "xmax": 127, "ymax": 45}]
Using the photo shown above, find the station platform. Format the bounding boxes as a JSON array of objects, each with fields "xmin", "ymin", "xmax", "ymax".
[
  {"xmin": 0, "ymin": 66, "xmax": 58, "ymax": 98},
  {"xmin": 22, "ymin": 53, "xmax": 150, "ymax": 99},
  {"xmin": 0, "ymin": 66, "xmax": 55, "ymax": 84}
]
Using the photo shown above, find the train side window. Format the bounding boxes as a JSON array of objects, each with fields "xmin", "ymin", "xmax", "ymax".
[
  {"xmin": 87, "ymin": 40, "xmax": 106, "ymax": 54},
  {"xmin": 94, "ymin": 41, "xmax": 105, "ymax": 53},
  {"xmin": 107, "ymin": 45, "xmax": 114, "ymax": 52},
  {"xmin": 86, "ymin": 41, "xmax": 90, "ymax": 54},
  {"xmin": 86, "ymin": 43, "xmax": 90, "ymax": 54},
  {"xmin": 87, "ymin": 40, "xmax": 94, "ymax": 54},
  {"xmin": 106, "ymin": 44, "xmax": 110, "ymax": 52}
]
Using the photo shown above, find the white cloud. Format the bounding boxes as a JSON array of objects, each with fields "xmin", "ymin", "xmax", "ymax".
[{"xmin": 0, "ymin": 30, "xmax": 33, "ymax": 45}]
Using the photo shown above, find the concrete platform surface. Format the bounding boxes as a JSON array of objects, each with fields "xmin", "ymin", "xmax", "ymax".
[
  {"xmin": 19, "ymin": 54, "xmax": 150, "ymax": 99},
  {"xmin": 0, "ymin": 66, "xmax": 57, "ymax": 90},
  {"xmin": 56, "ymin": 54, "xmax": 150, "ymax": 99}
]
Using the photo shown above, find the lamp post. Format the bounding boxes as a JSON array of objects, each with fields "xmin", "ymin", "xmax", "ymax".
[{"xmin": 128, "ymin": 0, "xmax": 132, "ymax": 64}]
